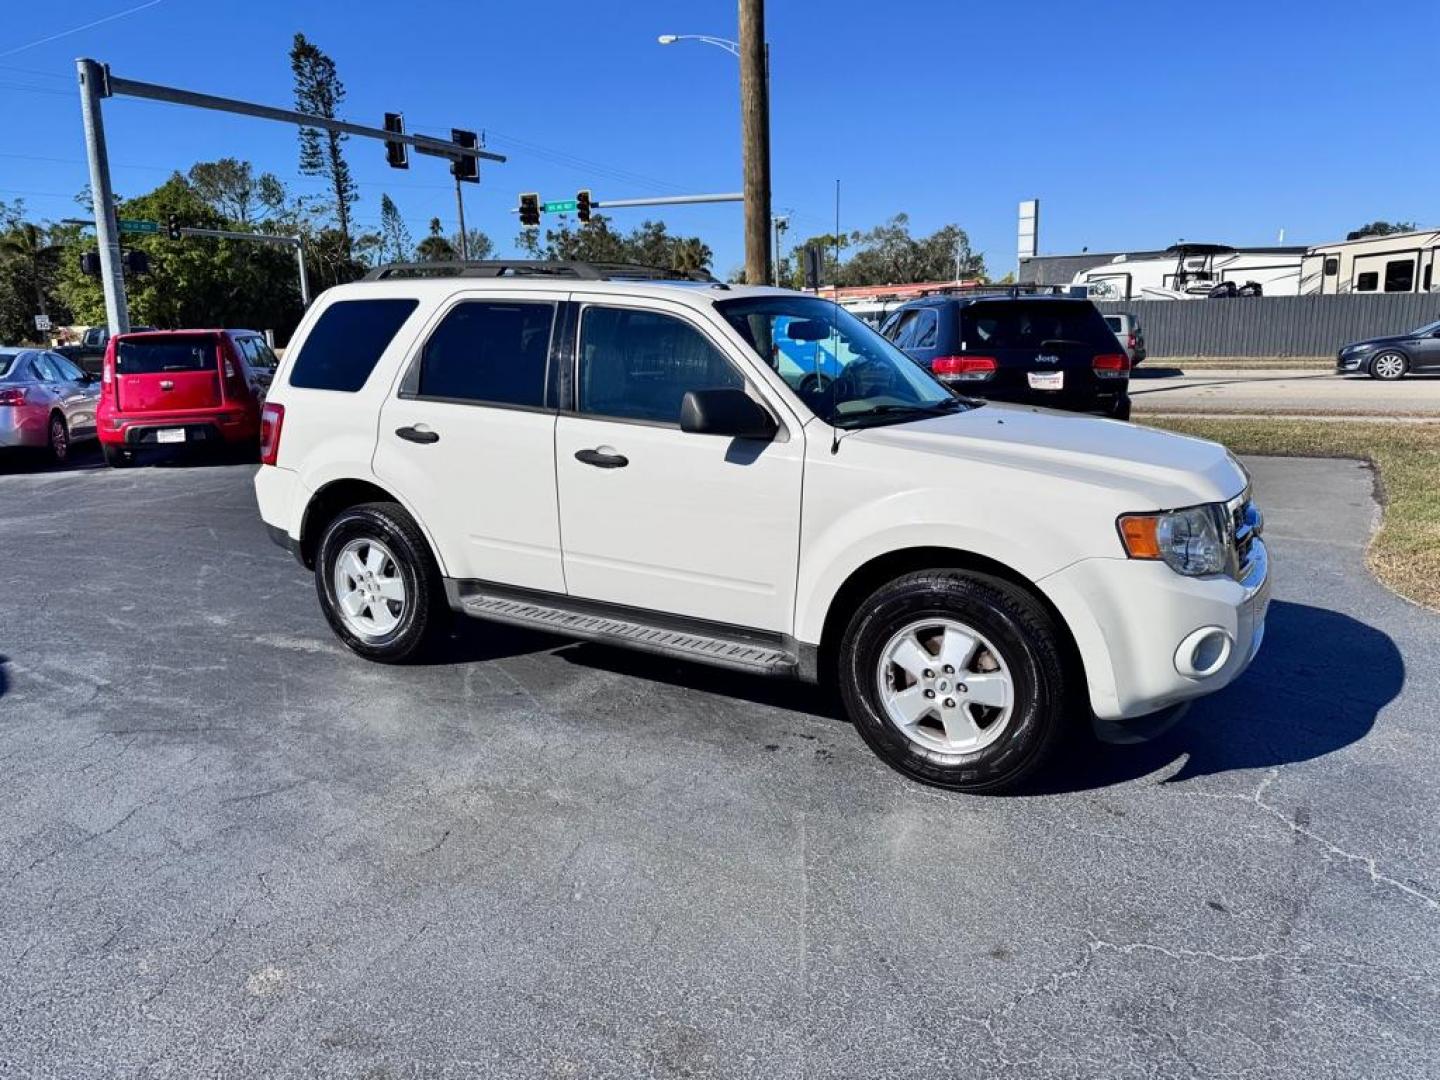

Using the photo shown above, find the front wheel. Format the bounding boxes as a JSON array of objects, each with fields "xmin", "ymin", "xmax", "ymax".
[
  {"xmin": 315, "ymin": 501, "xmax": 446, "ymax": 663},
  {"xmin": 837, "ymin": 570, "xmax": 1071, "ymax": 793},
  {"xmin": 1369, "ymin": 351, "xmax": 1408, "ymax": 381}
]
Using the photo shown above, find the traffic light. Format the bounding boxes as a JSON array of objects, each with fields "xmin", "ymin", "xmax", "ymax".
[
  {"xmin": 518, "ymin": 193, "xmax": 540, "ymax": 227},
  {"xmin": 80, "ymin": 251, "xmax": 101, "ymax": 277},
  {"xmin": 167, "ymin": 214, "xmax": 182, "ymax": 241},
  {"xmin": 121, "ymin": 249, "xmax": 150, "ymax": 275},
  {"xmin": 451, "ymin": 128, "xmax": 479, "ymax": 183},
  {"xmin": 577, "ymin": 189, "xmax": 592, "ymax": 224},
  {"xmin": 383, "ymin": 112, "xmax": 409, "ymax": 169}
]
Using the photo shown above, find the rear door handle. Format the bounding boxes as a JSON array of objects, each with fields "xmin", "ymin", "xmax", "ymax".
[
  {"xmin": 395, "ymin": 425, "xmax": 440, "ymax": 444},
  {"xmin": 574, "ymin": 447, "xmax": 628, "ymax": 469}
]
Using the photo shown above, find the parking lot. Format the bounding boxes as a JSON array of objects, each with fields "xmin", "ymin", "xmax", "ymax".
[{"xmin": 2, "ymin": 451, "xmax": 1438, "ymax": 1078}]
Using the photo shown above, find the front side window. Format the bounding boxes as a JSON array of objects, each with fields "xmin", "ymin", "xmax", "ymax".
[
  {"xmin": 578, "ymin": 307, "xmax": 742, "ymax": 424},
  {"xmin": 718, "ymin": 295, "xmax": 962, "ymax": 428},
  {"xmin": 290, "ymin": 298, "xmax": 419, "ymax": 392},
  {"xmin": 416, "ymin": 301, "xmax": 554, "ymax": 408}
]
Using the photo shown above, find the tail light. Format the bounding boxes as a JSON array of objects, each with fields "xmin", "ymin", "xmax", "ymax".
[
  {"xmin": 259, "ymin": 402, "xmax": 285, "ymax": 466},
  {"xmin": 1093, "ymin": 353, "xmax": 1130, "ymax": 379},
  {"xmin": 932, "ymin": 355, "xmax": 997, "ymax": 381},
  {"xmin": 221, "ymin": 342, "xmax": 248, "ymax": 401},
  {"xmin": 0, "ymin": 387, "xmax": 27, "ymax": 407}
]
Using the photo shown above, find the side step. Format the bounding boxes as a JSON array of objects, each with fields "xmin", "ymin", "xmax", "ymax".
[{"xmin": 454, "ymin": 586, "xmax": 800, "ymax": 677}]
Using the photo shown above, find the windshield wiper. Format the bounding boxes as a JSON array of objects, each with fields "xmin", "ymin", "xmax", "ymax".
[{"xmin": 834, "ymin": 399, "xmax": 963, "ymax": 427}]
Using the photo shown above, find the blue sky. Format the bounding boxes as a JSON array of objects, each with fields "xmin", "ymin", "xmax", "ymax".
[{"xmin": 1, "ymin": 0, "xmax": 1435, "ymax": 278}]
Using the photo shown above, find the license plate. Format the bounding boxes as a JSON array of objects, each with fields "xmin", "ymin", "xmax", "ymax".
[
  {"xmin": 156, "ymin": 428, "xmax": 185, "ymax": 444},
  {"xmin": 1028, "ymin": 371, "xmax": 1064, "ymax": 390}
]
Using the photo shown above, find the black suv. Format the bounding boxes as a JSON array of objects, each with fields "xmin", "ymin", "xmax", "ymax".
[{"xmin": 880, "ymin": 295, "xmax": 1131, "ymax": 419}]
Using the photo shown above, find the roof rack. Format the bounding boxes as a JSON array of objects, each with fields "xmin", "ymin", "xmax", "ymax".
[{"xmin": 362, "ymin": 260, "xmax": 716, "ymax": 283}]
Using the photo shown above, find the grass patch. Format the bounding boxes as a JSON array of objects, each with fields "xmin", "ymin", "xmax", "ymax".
[
  {"xmin": 1145, "ymin": 416, "xmax": 1440, "ymax": 611},
  {"xmin": 1154, "ymin": 357, "xmax": 1332, "ymax": 370}
]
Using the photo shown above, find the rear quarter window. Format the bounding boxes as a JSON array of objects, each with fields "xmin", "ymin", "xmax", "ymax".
[
  {"xmin": 289, "ymin": 298, "xmax": 419, "ymax": 392},
  {"xmin": 0, "ymin": 357, "xmax": 13, "ymax": 378}
]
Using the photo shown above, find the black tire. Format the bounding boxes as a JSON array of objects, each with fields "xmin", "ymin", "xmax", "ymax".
[
  {"xmin": 837, "ymin": 570, "xmax": 1071, "ymax": 793},
  {"xmin": 315, "ymin": 501, "xmax": 446, "ymax": 663},
  {"xmin": 1369, "ymin": 351, "xmax": 1408, "ymax": 381},
  {"xmin": 1107, "ymin": 395, "xmax": 1132, "ymax": 421},
  {"xmin": 102, "ymin": 443, "xmax": 134, "ymax": 468},
  {"xmin": 48, "ymin": 413, "xmax": 70, "ymax": 464}
]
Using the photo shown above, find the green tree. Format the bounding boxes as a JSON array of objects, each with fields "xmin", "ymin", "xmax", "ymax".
[
  {"xmin": 452, "ymin": 227, "xmax": 494, "ymax": 261},
  {"xmin": 0, "ymin": 201, "xmax": 71, "ymax": 343},
  {"xmin": 416, "ymin": 217, "xmax": 457, "ymax": 261},
  {"xmin": 55, "ymin": 174, "xmax": 304, "ymax": 339},
  {"xmin": 839, "ymin": 214, "xmax": 984, "ymax": 286},
  {"xmin": 1346, "ymin": 220, "xmax": 1419, "ymax": 241},
  {"xmin": 291, "ymin": 33, "xmax": 357, "ymax": 254},
  {"xmin": 517, "ymin": 215, "xmax": 711, "ymax": 272},
  {"xmin": 187, "ymin": 158, "xmax": 285, "ymax": 226},
  {"xmin": 378, "ymin": 194, "xmax": 412, "ymax": 263}
]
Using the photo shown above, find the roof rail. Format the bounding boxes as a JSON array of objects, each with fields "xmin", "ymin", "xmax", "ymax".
[{"xmin": 361, "ymin": 260, "xmax": 716, "ymax": 283}]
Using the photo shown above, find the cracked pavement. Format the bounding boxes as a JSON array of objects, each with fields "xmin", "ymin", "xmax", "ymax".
[{"xmin": 0, "ymin": 454, "xmax": 1437, "ymax": 1078}]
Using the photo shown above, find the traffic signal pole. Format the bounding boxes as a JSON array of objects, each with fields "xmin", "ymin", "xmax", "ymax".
[
  {"xmin": 72, "ymin": 58, "xmax": 503, "ymax": 332},
  {"xmin": 76, "ymin": 59, "xmax": 129, "ymax": 334}
]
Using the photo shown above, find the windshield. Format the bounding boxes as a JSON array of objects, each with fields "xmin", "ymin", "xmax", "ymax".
[
  {"xmin": 1410, "ymin": 319, "xmax": 1440, "ymax": 336},
  {"xmin": 716, "ymin": 295, "xmax": 965, "ymax": 427}
]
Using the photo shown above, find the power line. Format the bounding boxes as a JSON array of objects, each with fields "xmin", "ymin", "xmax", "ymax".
[{"xmin": 0, "ymin": 0, "xmax": 166, "ymax": 59}]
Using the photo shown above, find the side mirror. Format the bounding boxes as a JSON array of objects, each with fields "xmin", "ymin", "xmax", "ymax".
[{"xmin": 680, "ymin": 388, "xmax": 778, "ymax": 440}]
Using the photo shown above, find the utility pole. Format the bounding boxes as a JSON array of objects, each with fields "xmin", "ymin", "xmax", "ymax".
[
  {"xmin": 76, "ymin": 59, "xmax": 128, "ymax": 334},
  {"xmin": 738, "ymin": 0, "xmax": 771, "ymax": 285}
]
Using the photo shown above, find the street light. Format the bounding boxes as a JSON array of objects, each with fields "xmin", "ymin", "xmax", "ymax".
[{"xmin": 657, "ymin": 29, "xmax": 772, "ymax": 283}]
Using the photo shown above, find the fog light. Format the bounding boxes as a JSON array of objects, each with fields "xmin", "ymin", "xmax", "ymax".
[{"xmin": 1174, "ymin": 627, "xmax": 1233, "ymax": 679}]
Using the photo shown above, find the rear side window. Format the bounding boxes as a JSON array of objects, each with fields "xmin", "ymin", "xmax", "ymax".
[
  {"xmin": 116, "ymin": 338, "xmax": 216, "ymax": 374},
  {"xmin": 415, "ymin": 301, "xmax": 554, "ymax": 407},
  {"xmin": 290, "ymin": 298, "xmax": 418, "ymax": 392},
  {"xmin": 1104, "ymin": 316, "xmax": 1122, "ymax": 332}
]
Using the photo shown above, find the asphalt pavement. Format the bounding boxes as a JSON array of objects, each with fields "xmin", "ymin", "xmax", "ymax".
[
  {"xmin": 1, "ymin": 453, "xmax": 1437, "ymax": 1078},
  {"xmin": 1131, "ymin": 366, "xmax": 1440, "ymax": 416}
]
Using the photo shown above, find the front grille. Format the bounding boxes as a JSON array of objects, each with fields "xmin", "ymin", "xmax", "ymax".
[{"xmin": 1230, "ymin": 496, "xmax": 1261, "ymax": 580}]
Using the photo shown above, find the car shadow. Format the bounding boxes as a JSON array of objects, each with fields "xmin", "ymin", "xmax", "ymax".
[
  {"xmin": 553, "ymin": 641, "xmax": 841, "ymax": 720},
  {"xmin": 1036, "ymin": 599, "xmax": 1404, "ymax": 793},
  {"xmin": 0, "ymin": 654, "xmax": 8, "ymax": 700},
  {"xmin": 411, "ymin": 617, "xmax": 571, "ymax": 667},
  {"xmin": 538, "ymin": 599, "xmax": 1401, "ymax": 791},
  {"xmin": 0, "ymin": 443, "xmax": 105, "ymax": 475}
]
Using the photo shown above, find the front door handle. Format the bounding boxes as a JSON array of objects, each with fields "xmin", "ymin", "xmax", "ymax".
[
  {"xmin": 395, "ymin": 425, "xmax": 440, "ymax": 444},
  {"xmin": 574, "ymin": 447, "xmax": 628, "ymax": 469}
]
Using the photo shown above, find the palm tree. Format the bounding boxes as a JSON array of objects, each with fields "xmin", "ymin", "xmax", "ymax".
[
  {"xmin": 0, "ymin": 221, "xmax": 53, "ymax": 320},
  {"xmin": 671, "ymin": 237, "xmax": 712, "ymax": 275},
  {"xmin": 415, "ymin": 217, "xmax": 456, "ymax": 262}
]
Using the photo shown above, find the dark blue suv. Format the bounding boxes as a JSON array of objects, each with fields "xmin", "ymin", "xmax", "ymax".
[{"xmin": 880, "ymin": 295, "xmax": 1132, "ymax": 419}]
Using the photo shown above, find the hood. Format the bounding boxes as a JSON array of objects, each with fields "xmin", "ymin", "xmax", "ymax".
[
  {"xmin": 1344, "ymin": 334, "xmax": 1412, "ymax": 349},
  {"xmin": 848, "ymin": 403, "xmax": 1246, "ymax": 508}
]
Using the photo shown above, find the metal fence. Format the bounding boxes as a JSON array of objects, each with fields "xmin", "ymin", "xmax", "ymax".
[{"xmin": 1093, "ymin": 294, "xmax": 1440, "ymax": 358}]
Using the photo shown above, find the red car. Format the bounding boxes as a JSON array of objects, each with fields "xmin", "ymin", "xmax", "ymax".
[{"xmin": 97, "ymin": 329, "xmax": 277, "ymax": 466}]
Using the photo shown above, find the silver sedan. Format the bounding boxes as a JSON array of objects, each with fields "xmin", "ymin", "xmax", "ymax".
[{"xmin": 0, "ymin": 347, "xmax": 102, "ymax": 463}]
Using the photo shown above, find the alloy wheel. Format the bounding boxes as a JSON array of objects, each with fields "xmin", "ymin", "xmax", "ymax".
[
  {"xmin": 50, "ymin": 417, "xmax": 68, "ymax": 461},
  {"xmin": 332, "ymin": 538, "xmax": 407, "ymax": 640},
  {"xmin": 1372, "ymin": 352, "xmax": 1407, "ymax": 380},
  {"xmin": 876, "ymin": 617, "xmax": 1015, "ymax": 756}
]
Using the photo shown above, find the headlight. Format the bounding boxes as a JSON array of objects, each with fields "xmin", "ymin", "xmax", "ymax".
[
  {"xmin": 1343, "ymin": 342, "xmax": 1377, "ymax": 355},
  {"xmin": 1118, "ymin": 504, "xmax": 1228, "ymax": 576}
]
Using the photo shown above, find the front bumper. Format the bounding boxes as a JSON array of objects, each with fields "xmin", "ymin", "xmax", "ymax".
[
  {"xmin": 1040, "ymin": 537, "xmax": 1271, "ymax": 722},
  {"xmin": 1336, "ymin": 350, "xmax": 1370, "ymax": 373}
]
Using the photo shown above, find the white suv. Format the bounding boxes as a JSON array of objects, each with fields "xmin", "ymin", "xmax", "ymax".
[{"xmin": 254, "ymin": 262, "xmax": 1270, "ymax": 792}]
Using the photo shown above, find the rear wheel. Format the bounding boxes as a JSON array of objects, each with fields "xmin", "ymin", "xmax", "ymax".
[
  {"xmin": 1370, "ymin": 351, "xmax": 1408, "ymax": 380},
  {"xmin": 837, "ymin": 570, "xmax": 1071, "ymax": 793},
  {"xmin": 48, "ymin": 414, "xmax": 69, "ymax": 463},
  {"xmin": 1107, "ymin": 395, "xmax": 1132, "ymax": 421},
  {"xmin": 315, "ymin": 501, "xmax": 446, "ymax": 663},
  {"xmin": 102, "ymin": 443, "xmax": 134, "ymax": 468}
]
